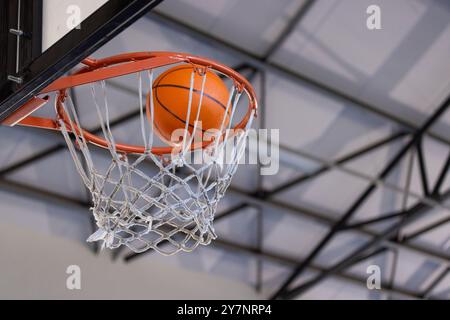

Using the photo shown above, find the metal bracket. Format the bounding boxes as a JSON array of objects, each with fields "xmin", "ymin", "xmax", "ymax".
[
  {"xmin": 9, "ymin": 28, "xmax": 23, "ymax": 36},
  {"xmin": 9, "ymin": 28, "xmax": 31, "ymax": 38},
  {"xmin": 7, "ymin": 75, "xmax": 23, "ymax": 84}
]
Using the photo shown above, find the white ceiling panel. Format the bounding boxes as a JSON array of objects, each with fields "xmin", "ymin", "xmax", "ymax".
[
  {"xmin": 265, "ymin": 70, "xmax": 400, "ymax": 158},
  {"xmin": 156, "ymin": 0, "xmax": 307, "ymax": 55},
  {"xmin": 262, "ymin": 208, "xmax": 329, "ymax": 258},
  {"xmin": 271, "ymin": 0, "xmax": 450, "ymax": 138},
  {"xmin": 272, "ymin": 169, "xmax": 370, "ymax": 219}
]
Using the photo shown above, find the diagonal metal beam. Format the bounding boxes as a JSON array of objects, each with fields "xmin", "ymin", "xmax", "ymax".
[
  {"xmin": 403, "ymin": 213, "xmax": 450, "ymax": 242},
  {"xmin": 0, "ymin": 174, "xmax": 448, "ymax": 300},
  {"xmin": 0, "ymin": 144, "xmax": 64, "ymax": 176},
  {"xmin": 275, "ymin": 141, "xmax": 450, "ymax": 212},
  {"xmin": 0, "ymin": 174, "xmax": 426, "ymax": 298},
  {"xmin": 231, "ymin": 184, "xmax": 450, "ymax": 265},
  {"xmin": 104, "ymin": 81, "xmax": 450, "ymax": 211},
  {"xmin": 271, "ymin": 94, "xmax": 450, "ymax": 299},
  {"xmin": 0, "ymin": 178, "xmax": 88, "ymax": 210},
  {"xmin": 7, "ymin": 80, "xmax": 444, "ymax": 213},
  {"xmin": 262, "ymin": 0, "xmax": 316, "ymax": 59},
  {"xmin": 212, "ymin": 239, "xmax": 425, "ymax": 299},
  {"xmin": 432, "ymin": 150, "xmax": 450, "ymax": 195},
  {"xmin": 264, "ymin": 131, "xmax": 408, "ymax": 196},
  {"xmin": 281, "ymin": 191, "xmax": 449, "ymax": 299},
  {"xmin": 2, "ymin": 63, "xmax": 446, "ymax": 302},
  {"xmin": 3, "ymin": 126, "xmax": 449, "ymax": 267},
  {"xmin": 5, "ymin": 112, "xmax": 448, "ymax": 264},
  {"xmin": 420, "ymin": 267, "xmax": 449, "ymax": 299},
  {"xmin": 340, "ymin": 210, "xmax": 409, "ymax": 231},
  {"xmin": 1, "ymin": 5, "xmax": 448, "ymax": 298},
  {"xmin": 416, "ymin": 138, "xmax": 430, "ymax": 196}
]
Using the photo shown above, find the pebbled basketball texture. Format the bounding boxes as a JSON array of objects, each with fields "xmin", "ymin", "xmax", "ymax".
[{"xmin": 150, "ymin": 65, "xmax": 230, "ymax": 145}]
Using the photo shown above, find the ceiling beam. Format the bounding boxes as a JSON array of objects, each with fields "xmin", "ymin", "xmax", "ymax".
[
  {"xmin": 2, "ymin": 131, "xmax": 448, "ymax": 267},
  {"xmin": 282, "ymin": 191, "xmax": 450, "ymax": 300},
  {"xmin": 1, "ymin": 168, "xmax": 448, "ymax": 299},
  {"xmin": 0, "ymin": 175, "xmax": 423, "ymax": 299},
  {"xmin": 212, "ymin": 238, "xmax": 422, "ymax": 299},
  {"xmin": 262, "ymin": 0, "xmax": 316, "ymax": 59},
  {"xmin": 264, "ymin": 131, "xmax": 408, "ymax": 196},
  {"xmin": 274, "ymin": 93, "xmax": 450, "ymax": 299},
  {"xmin": 2, "ymin": 118, "xmax": 449, "ymax": 268}
]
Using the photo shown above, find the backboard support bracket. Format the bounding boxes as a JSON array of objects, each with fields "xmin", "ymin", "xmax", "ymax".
[
  {"xmin": 0, "ymin": 0, "xmax": 164, "ymax": 123},
  {"xmin": 1, "ymin": 96, "xmax": 49, "ymax": 127}
]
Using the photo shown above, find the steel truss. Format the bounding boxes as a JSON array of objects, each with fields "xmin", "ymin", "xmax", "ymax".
[
  {"xmin": 146, "ymin": 3, "xmax": 450, "ymax": 299},
  {"xmin": 271, "ymin": 94, "xmax": 450, "ymax": 299},
  {"xmin": 0, "ymin": 178, "xmax": 431, "ymax": 299}
]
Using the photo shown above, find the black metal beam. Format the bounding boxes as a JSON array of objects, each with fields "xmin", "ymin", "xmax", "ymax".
[
  {"xmin": 254, "ymin": 69, "xmax": 267, "ymax": 292},
  {"xmin": 264, "ymin": 131, "xmax": 408, "ymax": 196},
  {"xmin": 213, "ymin": 238, "xmax": 424, "ymax": 299},
  {"xmin": 0, "ymin": 45, "xmax": 446, "ymax": 300},
  {"xmin": 271, "ymin": 94, "xmax": 450, "ymax": 299},
  {"xmin": 4, "ymin": 120, "xmax": 449, "ymax": 267},
  {"xmin": 1, "ymin": 172, "xmax": 447, "ymax": 299},
  {"xmin": 106, "ymin": 77, "xmax": 421, "ymax": 202},
  {"xmin": 0, "ymin": 170, "xmax": 426, "ymax": 299},
  {"xmin": 0, "ymin": 174, "xmax": 433, "ymax": 299},
  {"xmin": 281, "ymin": 188, "xmax": 450, "ymax": 300},
  {"xmin": 0, "ymin": 88, "xmax": 418, "ymax": 208},
  {"xmin": 4, "ymin": 71, "xmax": 442, "ymax": 268},
  {"xmin": 0, "ymin": 144, "xmax": 63, "ymax": 176},
  {"xmin": 403, "ymin": 215, "xmax": 450, "ymax": 241},
  {"xmin": 263, "ymin": 0, "xmax": 315, "ymax": 59},
  {"xmin": 387, "ymin": 249, "xmax": 399, "ymax": 297},
  {"xmin": 4, "ymin": 109, "xmax": 447, "ymax": 264},
  {"xmin": 229, "ymin": 185, "xmax": 450, "ymax": 265},
  {"xmin": 0, "ymin": 178, "xmax": 89, "ymax": 209},
  {"xmin": 0, "ymin": 0, "xmax": 164, "ymax": 121},
  {"xmin": 341, "ymin": 210, "xmax": 409, "ymax": 231},
  {"xmin": 432, "ymin": 150, "xmax": 450, "ymax": 195},
  {"xmin": 255, "ymin": 208, "xmax": 263, "ymax": 292},
  {"xmin": 341, "ymin": 152, "xmax": 415, "ymax": 232},
  {"xmin": 420, "ymin": 267, "xmax": 449, "ymax": 299},
  {"xmin": 416, "ymin": 139, "xmax": 430, "ymax": 196}
]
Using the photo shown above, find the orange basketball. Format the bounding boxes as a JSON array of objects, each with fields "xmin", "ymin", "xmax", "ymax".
[{"xmin": 150, "ymin": 65, "xmax": 230, "ymax": 145}]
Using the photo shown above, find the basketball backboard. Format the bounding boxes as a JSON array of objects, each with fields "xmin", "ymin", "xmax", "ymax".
[{"xmin": 0, "ymin": 0, "xmax": 163, "ymax": 123}]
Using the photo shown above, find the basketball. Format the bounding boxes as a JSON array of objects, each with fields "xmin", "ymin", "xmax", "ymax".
[{"xmin": 150, "ymin": 65, "xmax": 230, "ymax": 145}]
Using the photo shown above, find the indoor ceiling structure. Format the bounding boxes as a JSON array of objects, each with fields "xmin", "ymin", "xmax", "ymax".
[{"xmin": 0, "ymin": 0, "xmax": 449, "ymax": 299}]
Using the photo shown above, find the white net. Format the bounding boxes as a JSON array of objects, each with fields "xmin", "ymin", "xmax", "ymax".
[{"xmin": 56, "ymin": 66, "xmax": 255, "ymax": 255}]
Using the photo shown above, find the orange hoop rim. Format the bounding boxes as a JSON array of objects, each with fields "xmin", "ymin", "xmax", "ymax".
[{"xmin": 46, "ymin": 51, "xmax": 258, "ymax": 155}]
